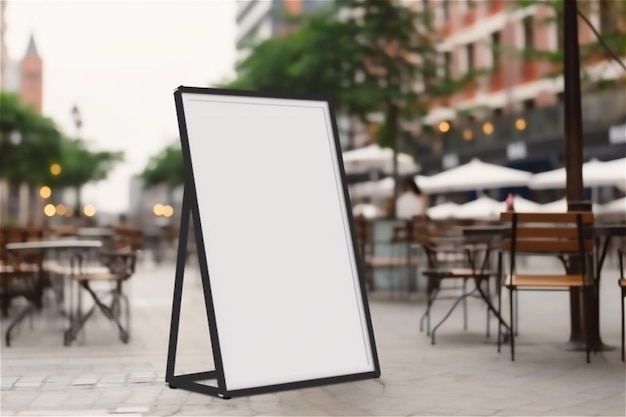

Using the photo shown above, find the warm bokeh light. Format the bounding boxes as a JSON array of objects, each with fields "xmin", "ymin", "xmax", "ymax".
[
  {"xmin": 482, "ymin": 122, "xmax": 494, "ymax": 135},
  {"xmin": 44, "ymin": 203, "xmax": 56, "ymax": 217},
  {"xmin": 83, "ymin": 204, "xmax": 96, "ymax": 217},
  {"xmin": 56, "ymin": 204, "xmax": 67, "ymax": 216},
  {"xmin": 515, "ymin": 117, "xmax": 527, "ymax": 131},
  {"xmin": 50, "ymin": 163, "xmax": 62, "ymax": 176},
  {"xmin": 153, "ymin": 203, "xmax": 164, "ymax": 216},
  {"xmin": 438, "ymin": 121, "xmax": 450, "ymax": 133},
  {"xmin": 463, "ymin": 128, "xmax": 474, "ymax": 141},
  {"xmin": 162, "ymin": 204, "xmax": 174, "ymax": 218},
  {"xmin": 65, "ymin": 207, "xmax": 74, "ymax": 218},
  {"xmin": 39, "ymin": 186, "xmax": 52, "ymax": 199}
]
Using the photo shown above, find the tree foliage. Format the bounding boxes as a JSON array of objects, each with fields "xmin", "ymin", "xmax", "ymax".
[
  {"xmin": 49, "ymin": 138, "xmax": 124, "ymax": 189},
  {"xmin": 48, "ymin": 137, "xmax": 124, "ymax": 213},
  {"xmin": 0, "ymin": 92, "xmax": 63, "ymax": 185},
  {"xmin": 140, "ymin": 143, "xmax": 184, "ymax": 188},
  {"xmin": 226, "ymin": 0, "xmax": 474, "ymax": 147}
]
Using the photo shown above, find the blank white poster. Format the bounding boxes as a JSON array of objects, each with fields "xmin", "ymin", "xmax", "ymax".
[{"xmin": 180, "ymin": 91, "xmax": 375, "ymax": 391}]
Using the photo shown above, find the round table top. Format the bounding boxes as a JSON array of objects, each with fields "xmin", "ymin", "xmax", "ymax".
[{"xmin": 6, "ymin": 239, "xmax": 103, "ymax": 251}]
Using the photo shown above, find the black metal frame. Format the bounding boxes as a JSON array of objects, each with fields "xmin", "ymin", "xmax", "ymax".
[
  {"xmin": 165, "ymin": 86, "xmax": 380, "ymax": 399},
  {"xmin": 618, "ymin": 248, "xmax": 625, "ymax": 363}
]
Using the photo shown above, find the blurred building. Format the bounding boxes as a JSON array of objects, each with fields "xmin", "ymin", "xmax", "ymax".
[
  {"xmin": 235, "ymin": 0, "xmax": 326, "ymax": 62},
  {"xmin": 18, "ymin": 35, "xmax": 43, "ymax": 112},
  {"xmin": 235, "ymin": 0, "xmax": 361, "ymax": 151},
  {"xmin": 0, "ymin": 26, "xmax": 45, "ymax": 225},
  {"xmin": 0, "ymin": 1, "xmax": 7, "ymax": 89},
  {"xmin": 410, "ymin": 0, "xmax": 625, "ymax": 177}
]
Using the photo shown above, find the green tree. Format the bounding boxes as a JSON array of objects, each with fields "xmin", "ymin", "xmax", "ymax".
[
  {"xmin": 140, "ymin": 143, "xmax": 184, "ymax": 202},
  {"xmin": 227, "ymin": 0, "xmax": 475, "ymax": 212},
  {"xmin": 0, "ymin": 92, "xmax": 63, "ymax": 185},
  {"xmin": 49, "ymin": 137, "xmax": 124, "ymax": 216}
]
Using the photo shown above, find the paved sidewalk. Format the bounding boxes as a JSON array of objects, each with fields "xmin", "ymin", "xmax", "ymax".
[{"xmin": 1, "ymin": 257, "xmax": 624, "ymax": 416}]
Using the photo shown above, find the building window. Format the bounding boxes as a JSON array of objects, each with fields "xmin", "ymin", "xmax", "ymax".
[
  {"xmin": 523, "ymin": 98, "xmax": 535, "ymax": 111},
  {"xmin": 466, "ymin": 43, "xmax": 475, "ymax": 73},
  {"xmin": 523, "ymin": 17, "xmax": 534, "ymax": 50},
  {"xmin": 443, "ymin": 0, "xmax": 450, "ymax": 21},
  {"xmin": 599, "ymin": 0, "xmax": 615, "ymax": 33},
  {"xmin": 491, "ymin": 31, "xmax": 501, "ymax": 69}
]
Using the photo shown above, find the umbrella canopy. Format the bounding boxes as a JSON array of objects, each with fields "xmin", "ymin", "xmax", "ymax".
[
  {"xmin": 539, "ymin": 197, "xmax": 568, "ymax": 212},
  {"xmin": 352, "ymin": 203, "xmax": 383, "ymax": 219},
  {"xmin": 529, "ymin": 158, "xmax": 626, "ymax": 189},
  {"xmin": 342, "ymin": 144, "xmax": 419, "ymax": 175},
  {"xmin": 538, "ymin": 197, "xmax": 600, "ymax": 213},
  {"xmin": 426, "ymin": 202, "xmax": 459, "ymax": 220},
  {"xmin": 415, "ymin": 158, "xmax": 532, "ymax": 194},
  {"xmin": 452, "ymin": 196, "xmax": 505, "ymax": 221},
  {"xmin": 509, "ymin": 195, "xmax": 545, "ymax": 212},
  {"xmin": 597, "ymin": 196, "xmax": 626, "ymax": 216},
  {"xmin": 349, "ymin": 177, "xmax": 394, "ymax": 200}
]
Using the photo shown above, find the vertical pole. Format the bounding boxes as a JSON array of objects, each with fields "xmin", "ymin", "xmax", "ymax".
[
  {"xmin": 562, "ymin": 0, "xmax": 596, "ymax": 351},
  {"xmin": 563, "ymin": 0, "xmax": 584, "ymax": 203}
]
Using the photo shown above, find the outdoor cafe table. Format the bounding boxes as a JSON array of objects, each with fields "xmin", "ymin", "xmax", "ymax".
[
  {"xmin": 4, "ymin": 239, "xmax": 102, "ymax": 346},
  {"xmin": 462, "ymin": 223, "xmax": 626, "ymax": 352}
]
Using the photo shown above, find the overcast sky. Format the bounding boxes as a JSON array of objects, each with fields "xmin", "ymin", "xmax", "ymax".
[{"xmin": 5, "ymin": 0, "xmax": 237, "ymax": 213}]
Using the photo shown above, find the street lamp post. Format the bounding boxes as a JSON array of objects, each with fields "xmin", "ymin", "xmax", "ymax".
[
  {"xmin": 71, "ymin": 104, "xmax": 83, "ymax": 218},
  {"xmin": 71, "ymin": 104, "xmax": 82, "ymax": 140}
]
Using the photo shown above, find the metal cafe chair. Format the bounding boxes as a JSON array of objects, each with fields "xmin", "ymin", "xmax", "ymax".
[
  {"xmin": 498, "ymin": 211, "xmax": 595, "ymax": 362},
  {"xmin": 64, "ymin": 247, "xmax": 138, "ymax": 345},
  {"xmin": 618, "ymin": 248, "xmax": 626, "ymax": 363},
  {"xmin": 417, "ymin": 229, "xmax": 497, "ymax": 345}
]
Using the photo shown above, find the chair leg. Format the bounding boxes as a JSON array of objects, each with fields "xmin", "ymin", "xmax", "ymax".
[
  {"xmin": 462, "ymin": 278, "xmax": 468, "ymax": 331},
  {"xmin": 485, "ymin": 278, "xmax": 491, "ymax": 338},
  {"xmin": 426, "ymin": 281, "xmax": 434, "ymax": 337},
  {"xmin": 497, "ymin": 283, "xmax": 502, "ymax": 353},
  {"xmin": 584, "ymin": 287, "xmax": 591, "ymax": 364},
  {"xmin": 622, "ymin": 289, "xmax": 626, "ymax": 362},
  {"xmin": 514, "ymin": 290, "xmax": 519, "ymax": 336},
  {"xmin": 509, "ymin": 287, "xmax": 515, "ymax": 361}
]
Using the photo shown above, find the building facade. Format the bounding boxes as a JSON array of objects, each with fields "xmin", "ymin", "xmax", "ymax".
[
  {"xmin": 235, "ymin": 0, "xmax": 326, "ymax": 61},
  {"xmin": 412, "ymin": 0, "xmax": 625, "ymax": 174}
]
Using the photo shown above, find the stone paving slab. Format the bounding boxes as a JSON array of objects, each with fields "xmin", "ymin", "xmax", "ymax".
[{"xmin": 1, "ymin": 259, "xmax": 625, "ymax": 416}]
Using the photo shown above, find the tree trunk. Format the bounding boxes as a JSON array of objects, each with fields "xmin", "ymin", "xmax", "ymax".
[
  {"xmin": 74, "ymin": 185, "xmax": 82, "ymax": 218},
  {"xmin": 388, "ymin": 102, "xmax": 400, "ymax": 218}
]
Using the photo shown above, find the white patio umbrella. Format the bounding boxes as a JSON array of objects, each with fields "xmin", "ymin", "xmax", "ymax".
[
  {"xmin": 529, "ymin": 158, "xmax": 626, "ymax": 189},
  {"xmin": 342, "ymin": 144, "xmax": 419, "ymax": 175},
  {"xmin": 427, "ymin": 202, "xmax": 459, "ymax": 220},
  {"xmin": 349, "ymin": 177, "xmax": 395, "ymax": 200},
  {"xmin": 452, "ymin": 196, "xmax": 505, "ymax": 221},
  {"xmin": 352, "ymin": 203, "xmax": 383, "ymax": 219},
  {"xmin": 597, "ymin": 196, "xmax": 626, "ymax": 217},
  {"xmin": 539, "ymin": 197, "xmax": 568, "ymax": 212},
  {"xmin": 509, "ymin": 195, "xmax": 545, "ymax": 212},
  {"xmin": 415, "ymin": 158, "xmax": 532, "ymax": 194}
]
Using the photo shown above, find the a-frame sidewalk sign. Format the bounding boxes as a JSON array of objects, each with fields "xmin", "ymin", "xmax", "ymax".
[{"xmin": 165, "ymin": 86, "xmax": 380, "ymax": 399}]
